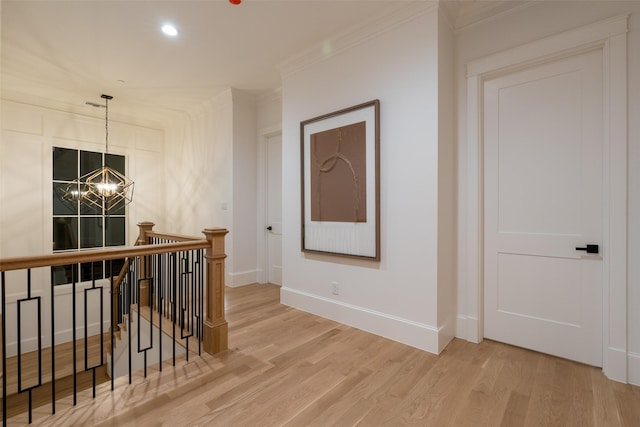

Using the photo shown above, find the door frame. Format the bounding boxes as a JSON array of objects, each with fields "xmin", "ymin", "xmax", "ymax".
[
  {"xmin": 257, "ymin": 125, "xmax": 282, "ymax": 284},
  {"xmin": 464, "ymin": 15, "xmax": 628, "ymax": 381}
]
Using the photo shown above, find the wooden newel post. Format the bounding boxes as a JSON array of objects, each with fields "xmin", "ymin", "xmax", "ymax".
[
  {"xmin": 137, "ymin": 221, "xmax": 155, "ymax": 246},
  {"xmin": 137, "ymin": 222, "xmax": 155, "ymax": 306},
  {"xmin": 202, "ymin": 228, "xmax": 229, "ymax": 355}
]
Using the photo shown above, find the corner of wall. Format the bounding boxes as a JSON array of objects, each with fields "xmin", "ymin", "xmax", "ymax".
[
  {"xmin": 229, "ymin": 88, "xmax": 259, "ymax": 284},
  {"xmin": 437, "ymin": 2, "xmax": 458, "ymax": 350},
  {"xmin": 227, "ymin": 270, "xmax": 260, "ymax": 287}
]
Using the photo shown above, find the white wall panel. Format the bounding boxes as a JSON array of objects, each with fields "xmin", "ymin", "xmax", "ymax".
[
  {"xmin": 0, "ymin": 99, "xmax": 164, "ymax": 351},
  {"xmin": 280, "ymin": 6, "xmax": 451, "ymax": 354}
]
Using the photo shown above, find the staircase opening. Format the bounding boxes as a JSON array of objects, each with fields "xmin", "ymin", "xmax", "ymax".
[{"xmin": 0, "ymin": 222, "xmax": 228, "ymax": 425}]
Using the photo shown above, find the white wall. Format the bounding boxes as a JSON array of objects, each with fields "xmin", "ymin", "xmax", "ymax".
[
  {"xmin": 0, "ymin": 99, "xmax": 164, "ymax": 354},
  {"xmin": 0, "ymin": 100, "xmax": 164, "ymax": 254},
  {"xmin": 165, "ymin": 92, "xmax": 232, "ymax": 237},
  {"xmin": 437, "ymin": 6, "xmax": 457, "ymax": 351},
  {"xmin": 164, "ymin": 89, "xmax": 261, "ymax": 287},
  {"xmin": 257, "ymin": 89, "xmax": 282, "ymax": 132},
  {"xmin": 229, "ymin": 89, "xmax": 258, "ymax": 287},
  {"xmin": 455, "ymin": 1, "xmax": 640, "ymax": 385},
  {"xmin": 280, "ymin": 5, "xmax": 454, "ymax": 354}
]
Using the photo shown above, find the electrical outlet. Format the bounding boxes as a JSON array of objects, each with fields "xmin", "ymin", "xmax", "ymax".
[{"xmin": 331, "ymin": 281, "xmax": 340, "ymax": 295}]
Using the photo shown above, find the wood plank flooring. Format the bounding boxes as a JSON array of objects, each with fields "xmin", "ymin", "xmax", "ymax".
[{"xmin": 7, "ymin": 283, "xmax": 640, "ymax": 426}]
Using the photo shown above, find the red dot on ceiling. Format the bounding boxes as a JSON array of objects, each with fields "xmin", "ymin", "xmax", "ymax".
[{"xmin": 229, "ymin": 0, "xmax": 241, "ymax": 4}]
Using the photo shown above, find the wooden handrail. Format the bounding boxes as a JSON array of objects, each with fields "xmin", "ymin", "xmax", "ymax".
[
  {"xmin": 0, "ymin": 240, "xmax": 208, "ymax": 272},
  {"xmin": 147, "ymin": 231, "xmax": 203, "ymax": 242}
]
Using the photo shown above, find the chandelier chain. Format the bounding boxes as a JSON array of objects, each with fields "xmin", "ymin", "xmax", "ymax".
[
  {"xmin": 105, "ymin": 96, "xmax": 109, "ymax": 154},
  {"xmin": 60, "ymin": 93, "xmax": 134, "ymax": 211}
]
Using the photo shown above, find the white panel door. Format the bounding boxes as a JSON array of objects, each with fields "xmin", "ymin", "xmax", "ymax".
[
  {"xmin": 266, "ymin": 134, "xmax": 282, "ymax": 285},
  {"xmin": 484, "ymin": 49, "xmax": 603, "ymax": 366}
]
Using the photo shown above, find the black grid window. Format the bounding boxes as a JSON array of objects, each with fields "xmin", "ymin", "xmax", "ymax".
[{"xmin": 52, "ymin": 147, "xmax": 126, "ymax": 285}]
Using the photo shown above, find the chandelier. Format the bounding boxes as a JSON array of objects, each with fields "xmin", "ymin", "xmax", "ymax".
[{"xmin": 60, "ymin": 94, "xmax": 134, "ymax": 212}]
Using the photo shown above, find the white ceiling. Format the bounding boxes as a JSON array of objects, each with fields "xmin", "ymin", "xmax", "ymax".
[{"xmin": 1, "ymin": 0, "xmax": 526, "ymax": 125}]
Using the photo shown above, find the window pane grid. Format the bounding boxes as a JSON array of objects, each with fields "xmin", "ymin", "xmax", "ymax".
[{"xmin": 52, "ymin": 147, "xmax": 127, "ymax": 285}]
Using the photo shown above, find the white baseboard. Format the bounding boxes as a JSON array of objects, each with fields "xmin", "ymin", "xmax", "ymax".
[
  {"xmin": 628, "ymin": 352, "xmax": 640, "ymax": 386},
  {"xmin": 605, "ymin": 346, "xmax": 628, "ymax": 383},
  {"xmin": 227, "ymin": 269, "xmax": 259, "ymax": 287},
  {"xmin": 280, "ymin": 286, "xmax": 440, "ymax": 354},
  {"xmin": 456, "ymin": 314, "xmax": 467, "ymax": 340},
  {"xmin": 438, "ymin": 319, "xmax": 455, "ymax": 353},
  {"xmin": 455, "ymin": 314, "xmax": 480, "ymax": 343}
]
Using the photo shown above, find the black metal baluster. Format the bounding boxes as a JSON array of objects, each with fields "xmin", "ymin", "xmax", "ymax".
[
  {"xmin": 50, "ymin": 268, "xmax": 56, "ymax": 414},
  {"xmin": 154, "ymin": 251, "xmax": 160, "ymax": 312},
  {"xmin": 189, "ymin": 252, "xmax": 194, "ymax": 354},
  {"xmin": 166, "ymin": 251, "xmax": 170, "ymax": 322},
  {"xmin": 85, "ymin": 264, "xmax": 91, "ymax": 397},
  {"xmin": 110, "ymin": 260, "xmax": 115, "ymax": 390},
  {"xmin": 172, "ymin": 253, "xmax": 177, "ymax": 365},
  {"xmin": 178, "ymin": 253, "xmax": 182, "ymax": 331},
  {"xmin": 84, "ymin": 262, "xmax": 104, "ymax": 399},
  {"xmin": 195, "ymin": 250, "xmax": 199, "ymax": 351},
  {"xmin": 190, "ymin": 251, "xmax": 194, "ymax": 338},
  {"xmin": 2, "ymin": 272, "xmax": 7, "ymax": 426},
  {"xmin": 72, "ymin": 264, "xmax": 77, "ymax": 405},
  {"xmin": 157, "ymin": 253, "xmax": 163, "ymax": 372},
  {"xmin": 17, "ymin": 275, "xmax": 23, "ymax": 420},
  {"xmin": 17, "ymin": 273, "xmax": 24, "ymax": 421},
  {"xmin": 198, "ymin": 249, "xmax": 203, "ymax": 356},
  {"xmin": 179, "ymin": 251, "xmax": 194, "ymax": 361},
  {"xmin": 193, "ymin": 249, "xmax": 198, "ymax": 353},
  {"xmin": 163, "ymin": 253, "xmax": 167, "ymax": 322},
  {"xmin": 136, "ymin": 253, "xmax": 153, "ymax": 378},
  {"xmin": 183, "ymin": 252, "xmax": 188, "ymax": 360},
  {"xmin": 179, "ymin": 253, "xmax": 186, "ymax": 360},
  {"xmin": 127, "ymin": 258, "xmax": 133, "ymax": 384},
  {"xmin": 18, "ymin": 269, "xmax": 42, "ymax": 424},
  {"xmin": 185, "ymin": 252, "xmax": 189, "ymax": 335}
]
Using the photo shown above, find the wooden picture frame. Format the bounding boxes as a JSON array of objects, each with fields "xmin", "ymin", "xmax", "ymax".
[{"xmin": 300, "ymin": 99, "xmax": 380, "ymax": 260}]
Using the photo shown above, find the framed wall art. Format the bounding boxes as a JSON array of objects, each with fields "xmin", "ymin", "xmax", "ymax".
[{"xmin": 300, "ymin": 99, "xmax": 380, "ymax": 260}]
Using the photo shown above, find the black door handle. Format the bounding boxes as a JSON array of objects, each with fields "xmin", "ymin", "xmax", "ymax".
[
  {"xmin": 576, "ymin": 244, "xmax": 599, "ymax": 254},
  {"xmin": 266, "ymin": 226, "xmax": 273, "ymax": 231}
]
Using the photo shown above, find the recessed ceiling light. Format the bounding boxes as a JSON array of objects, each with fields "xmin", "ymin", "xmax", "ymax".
[{"xmin": 161, "ymin": 23, "xmax": 179, "ymax": 37}]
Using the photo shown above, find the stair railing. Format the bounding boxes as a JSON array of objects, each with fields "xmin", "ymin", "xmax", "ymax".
[{"xmin": 0, "ymin": 223, "xmax": 228, "ymax": 425}]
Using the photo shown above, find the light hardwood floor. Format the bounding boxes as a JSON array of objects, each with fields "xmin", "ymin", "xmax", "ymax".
[{"xmin": 7, "ymin": 283, "xmax": 640, "ymax": 426}]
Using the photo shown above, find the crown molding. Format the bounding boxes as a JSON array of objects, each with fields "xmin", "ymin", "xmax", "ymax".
[
  {"xmin": 278, "ymin": 1, "xmax": 439, "ymax": 80},
  {"xmin": 439, "ymin": 0, "xmax": 459, "ymax": 29},
  {"xmin": 256, "ymin": 87, "xmax": 282, "ymax": 107},
  {"xmin": 0, "ymin": 88, "xmax": 168, "ymax": 130},
  {"xmin": 453, "ymin": 1, "xmax": 535, "ymax": 33},
  {"xmin": 438, "ymin": 1, "xmax": 457, "ymax": 33}
]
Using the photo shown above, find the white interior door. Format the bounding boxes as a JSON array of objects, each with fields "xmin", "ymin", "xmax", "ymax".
[
  {"xmin": 266, "ymin": 133, "xmax": 282, "ymax": 285},
  {"xmin": 483, "ymin": 49, "xmax": 604, "ymax": 367}
]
